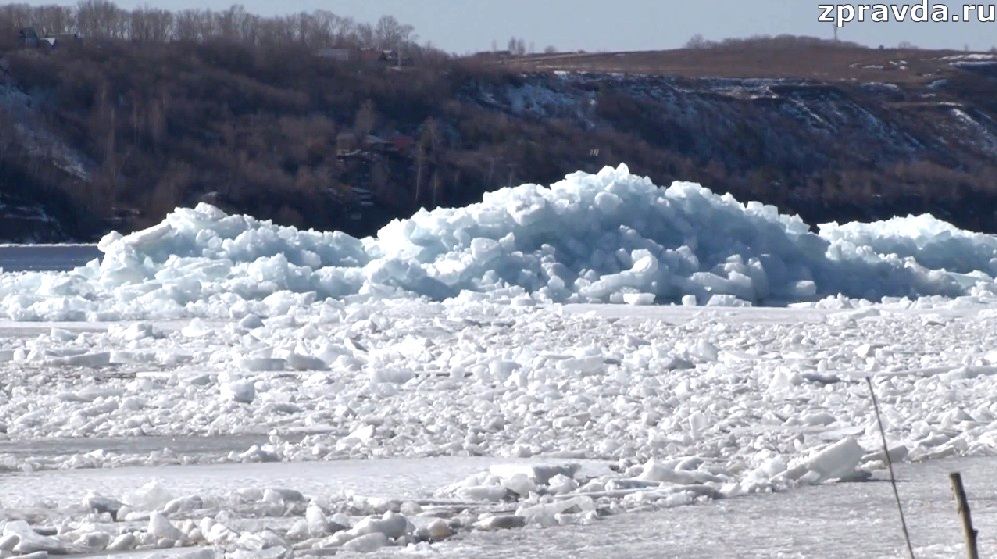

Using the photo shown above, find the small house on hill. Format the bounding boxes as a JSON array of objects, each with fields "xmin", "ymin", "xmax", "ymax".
[
  {"xmin": 381, "ymin": 49, "xmax": 413, "ymax": 67},
  {"xmin": 45, "ymin": 33, "xmax": 82, "ymax": 49},
  {"xmin": 474, "ymin": 50, "xmax": 512, "ymax": 58},
  {"xmin": 16, "ymin": 29, "xmax": 80, "ymax": 50}
]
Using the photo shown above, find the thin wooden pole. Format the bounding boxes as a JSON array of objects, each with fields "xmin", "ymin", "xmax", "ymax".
[
  {"xmin": 866, "ymin": 376, "xmax": 916, "ymax": 559},
  {"xmin": 949, "ymin": 472, "xmax": 980, "ymax": 559}
]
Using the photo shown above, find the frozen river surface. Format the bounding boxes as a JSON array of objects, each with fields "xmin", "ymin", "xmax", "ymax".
[
  {"xmin": 4, "ymin": 454, "xmax": 993, "ymax": 557},
  {"xmin": 1, "ymin": 243, "xmax": 997, "ymax": 557},
  {"xmin": 404, "ymin": 456, "xmax": 997, "ymax": 559},
  {"xmin": 0, "ymin": 244, "xmax": 100, "ymax": 271}
]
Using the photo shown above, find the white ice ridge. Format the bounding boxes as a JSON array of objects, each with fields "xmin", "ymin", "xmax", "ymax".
[
  {"xmin": 820, "ymin": 213, "xmax": 997, "ymax": 275},
  {"xmin": 1, "ymin": 164, "xmax": 996, "ymax": 320}
]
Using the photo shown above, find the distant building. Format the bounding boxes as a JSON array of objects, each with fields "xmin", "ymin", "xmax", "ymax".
[
  {"xmin": 17, "ymin": 29, "xmax": 81, "ymax": 50},
  {"xmin": 381, "ymin": 49, "xmax": 413, "ymax": 66},
  {"xmin": 45, "ymin": 33, "xmax": 82, "ymax": 49},
  {"xmin": 353, "ymin": 49, "xmax": 413, "ymax": 66},
  {"xmin": 474, "ymin": 50, "xmax": 512, "ymax": 58}
]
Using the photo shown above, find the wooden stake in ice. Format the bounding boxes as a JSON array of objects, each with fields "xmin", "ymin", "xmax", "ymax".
[
  {"xmin": 866, "ymin": 376, "xmax": 915, "ymax": 559},
  {"xmin": 949, "ymin": 472, "xmax": 980, "ymax": 559}
]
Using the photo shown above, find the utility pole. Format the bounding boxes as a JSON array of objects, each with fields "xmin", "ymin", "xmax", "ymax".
[{"xmin": 950, "ymin": 473, "xmax": 980, "ymax": 559}]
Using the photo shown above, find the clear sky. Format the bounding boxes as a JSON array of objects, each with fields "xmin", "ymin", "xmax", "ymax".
[{"xmin": 18, "ymin": 0, "xmax": 997, "ymax": 53}]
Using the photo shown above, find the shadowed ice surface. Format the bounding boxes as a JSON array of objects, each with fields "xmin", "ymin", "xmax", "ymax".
[
  {"xmin": 6, "ymin": 455, "xmax": 991, "ymax": 557},
  {"xmin": 383, "ymin": 457, "xmax": 997, "ymax": 559}
]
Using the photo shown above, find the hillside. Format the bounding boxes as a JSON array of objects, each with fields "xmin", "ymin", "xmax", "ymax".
[
  {"xmin": 502, "ymin": 38, "xmax": 977, "ymax": 83},
  {"xmin": 1, "ymin": 23, "xmax": 997, "ymax": 240}
]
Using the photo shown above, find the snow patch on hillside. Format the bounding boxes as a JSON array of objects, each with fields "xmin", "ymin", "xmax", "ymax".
[{"xmin": 0, "ymin": 76, "xmax": 95, "ymax": 182}]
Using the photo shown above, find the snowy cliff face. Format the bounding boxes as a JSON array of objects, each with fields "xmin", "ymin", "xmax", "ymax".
[
  {"xmin": 0, "ymin": 78, "xmax": 95, "ymax": 183},
  {"xmin": 1, "ymin": 166, "xmax": 995, "ymax": 321},
  {"xmin": 0, "ymin": 66, "xmax": 96, "ymax": 242},
  {"xmin": 4, "ymin": 54, "xmax": 997, "ymax": 241},
  {"xmin": 470, "ymin": 73, "xmax": 997, "ymax": 175}
]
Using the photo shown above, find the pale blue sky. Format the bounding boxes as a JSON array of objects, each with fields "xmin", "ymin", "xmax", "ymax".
[{"xmin": 19, "ymin": 0, "xmax": 997, "ymax": 53}]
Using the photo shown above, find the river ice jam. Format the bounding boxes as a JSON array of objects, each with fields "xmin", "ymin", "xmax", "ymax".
[{"xmin": 1, "ymin": 165, "xmax": 996, "ymax": 556}]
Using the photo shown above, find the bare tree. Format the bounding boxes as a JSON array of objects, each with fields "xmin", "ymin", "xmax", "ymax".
[
  {"xmin": 371, "ymin": 159, "xmax": 389, "ymax": 195},
  {"xmin": 0, "ymin": 4, "xmax": 33, "ymax": 33},
  {"xmin": 414, "ymin": 117, "xmax": 438, "ymax": 205},
  {"xmin": 0, "ymin": 107, "xmax": 15, "ymax": 165},
  {"xmin": 131, "ymin": 6, "xmax": 173, "ymax": 42},
  {"xmin": 216, "ymin": 5, "xmax": 252, "ymax": 42},
  {"xmin": 173, "ymin": 9, "xmax": 215, "ymax": 42},
  {"xmin": 257, "ymin": 15, "xmax": 301, "ymax": 49},
  {"xmin": 355, "ymin": 22, "xmax": 373, "ymax": 48},
  {"xmin": 414, "ymin": 141, "xmax": 425, "ymax": 204},
  {"xmin": 374, "ymin": 15, "xmax": 414, "ymax": 50},
  {"xmin": 76, "ymin": 0, "xmax": 126, "ymax": 39},
  {"xmin": 685, "ymin": 34, "xmax": 712, "ymax": 49},
  {"xmin": 35, "ymin": 6, "xmax": 74, "ymax": 36},
  {"xmin": 431, "ymin": 171, "xmax": 440, "ymax": 207},
  {"xmin": 173, "ymin": 10, "xmax": 200, "ymax": 41},
  {"xmin": 310, "ymin": 10, "xmax": 343, "ymax": 45},
  {"xmin": 506, "ymin": 37, "xmax": 526, "ymax": 56}
]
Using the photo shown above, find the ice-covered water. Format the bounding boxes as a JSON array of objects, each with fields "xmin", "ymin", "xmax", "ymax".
[
  {"xmin": 9, "ymin": 456, "xmax": 997, "ymax": 558},
  {"xmin": 400, "ymin": 457, "xmax": 997, "ymax": 559},
  {"xmin": 2, "ymin": 302, "xmax": 997, "ymax": 556},
  {"xmin": 0, "ymin": 244, "xmax": 100, "ymax": 272},
  {"xmin": 2, "ymin": 167, "xmax": 997, "ymax": 557},
  {"xmin": 3, "ymin": 456, "xmax": 611, "ymax": 510}
]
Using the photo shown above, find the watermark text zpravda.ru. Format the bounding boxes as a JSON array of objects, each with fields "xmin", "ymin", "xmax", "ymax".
[{"xmin": 819, "ymin": 2, "xmax": 997, "ymax": 27}]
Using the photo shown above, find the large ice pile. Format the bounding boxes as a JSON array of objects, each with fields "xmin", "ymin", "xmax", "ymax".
[
  {"xmin": 0, "ymin": 164, "xmax": 995, "ymax": 320},
  {"xmin": 820, "ymin": 214, "xmax": 997, "ymax": 275}
]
